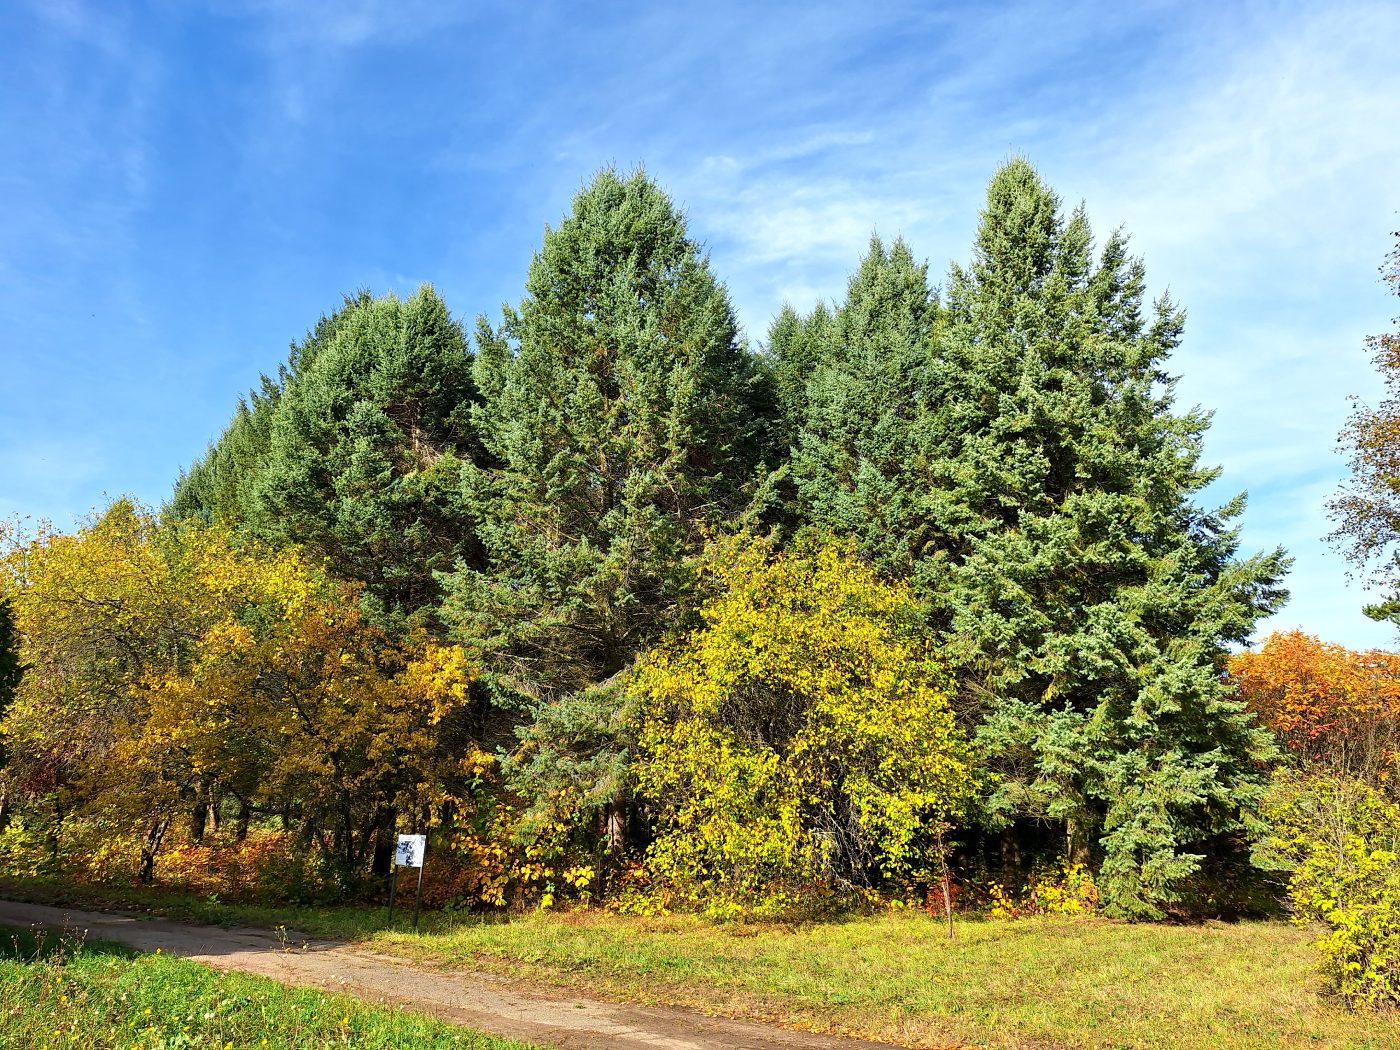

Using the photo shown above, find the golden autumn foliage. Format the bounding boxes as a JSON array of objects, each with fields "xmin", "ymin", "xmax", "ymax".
[
  {"xmin": 0, "ymin": 501, "xmax": 480, "ymax": 884},
  {"xmin": 1229, "ymin": 630, "xmax": 1400, "ymax": 781},
  {"xmin": 630, "ymin": 535, "xmax": 973, "ymax": 917}
]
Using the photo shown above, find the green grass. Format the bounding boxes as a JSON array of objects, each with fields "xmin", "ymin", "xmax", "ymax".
[
  {"xmin": 358, "ymin": 910, "xmax": 1400, "ymax": 1050},
  {"xmin": 0, "ymin": 924, "xmax": 539, "ymax": 1050},
  {"xmin": 6, "ymin": 876, "xmax": 1400, "ymax": 1049}
]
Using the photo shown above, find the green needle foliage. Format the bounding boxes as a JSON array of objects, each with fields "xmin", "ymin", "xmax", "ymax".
[
  {"xmin": 784, "ymin": 235, "xmax": 942, "ymax": 574},
  {"xmin": 938, "ymin": 161, "xmax": 1289, "ymax": 918},
  {"xmin": 121, "ymin": 159, "xmax": 1296, "ymax": 919},
  {"xmin": 172, "ymin": 286, "xmax": 480, "ymax": 630},
  {"xmin": 782, "ymin": 159, "xmax": 1289, "ymax": 917},
  {"xmin": 439, "ymin": 168, "xmax": 774, "ymax": 837}
]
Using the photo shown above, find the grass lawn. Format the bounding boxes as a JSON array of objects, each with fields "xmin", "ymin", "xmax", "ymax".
[
  {"xmin": 0, "ymin": 924, "xmax": 539, "ymax": 1050},
  {"xmin": 364, "ymin": 909, "xmax": 1400, "ymax": 1050},
  {"xmin": 3, "ymin": 876, "xmax": 1399, "ymax": 1049}
]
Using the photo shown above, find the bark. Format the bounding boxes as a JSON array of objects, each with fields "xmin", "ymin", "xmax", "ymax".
[
  {"xmin": 235, "ymin": 798, "xmax": 251, "ymax": 842},
  {"xmin": 606, "ymin": 788, "xmax": 627, "ymax": 855},
  {"xmin": 1000, "ymin": 824, "xmax": 1021, "ymax": 887},
  {"xmin": 1066, "ymin": 816, "xmax": 1091, "ymax": 867},
  {"xmin": 138, "ymin": 818, "xmax": 171, "ymax": 884}
]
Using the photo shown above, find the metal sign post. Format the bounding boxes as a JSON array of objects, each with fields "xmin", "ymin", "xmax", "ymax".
[{"xmin": 387, "ymin": 833, "xmax": 427, "ymax": 929}]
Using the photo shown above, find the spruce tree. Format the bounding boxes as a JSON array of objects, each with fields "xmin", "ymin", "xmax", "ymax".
[
  {"xmin": 786, "ymin": 236, "xmax": 942, "ymax": 574},
  {"xmin": 169, "ymin": 293, "xmax": 372, "ymax": 527},
  {"xmin": 169, "ymin": 378, "xmax": 280, "ymax": 526},
  {"xmin": 247, "ymin": 285, "xmax": 479, "ymax": 628},
  {"xmin": 439, "ymin": 168, "xmax": 771, "ymax": 840},
  {"xmin": 788, "ymin": 161, "xmax": 1288, "ymax": 917},
  {"xmin": 934, "ymin": 160, "xmax": 1289, "ymax": 917},
  {"xmin": 766, "ymin": 300, "xmax": 833, "ymax": 447}
]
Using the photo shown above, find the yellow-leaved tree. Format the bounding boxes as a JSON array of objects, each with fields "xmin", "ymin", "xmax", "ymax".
[
  {"xmin": 1, "ymin": 500, "xmax": 480, "ymax": 887},
  {"xmin": 630, "ymin": 534, "xmax": 974, "ymax": 917}
]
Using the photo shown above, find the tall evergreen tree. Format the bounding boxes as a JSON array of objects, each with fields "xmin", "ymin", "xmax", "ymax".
[
  {"xmin": 171, "ymin": 288, "xmax": 479, "ymax": 630},
  {"xmin": 248, "ymin": 285, "xmax": 479, "ymax": 629},
  {"xmin": 169, "ymin": 293, "xmax": 371, "ymax": 527},
  {"xmin": 168, "ymin": 377, "xmax": 281, "ymax": 526},
  {"xmin": 439, "ymin": 168, "xmax": 772, "ymax": 840},
  {"xmin": 789, "ymin": 161, "xmax": 1288, "ymax": 917},
  {"xmin": 787, "ymin": 236, "xmax": 942, "ymax": 574},
  {"xmin": 766, "ymin": 300, "xmax": 833, "ymax": 447},
  {"xmin": 938, "ymin": 161, "xmax": 1289, "ymax": 918}
]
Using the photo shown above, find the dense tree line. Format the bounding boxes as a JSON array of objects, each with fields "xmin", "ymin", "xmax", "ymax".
[{"xmin": 2, "ymin": 162, "xmax": 1295, "ymax": 920}]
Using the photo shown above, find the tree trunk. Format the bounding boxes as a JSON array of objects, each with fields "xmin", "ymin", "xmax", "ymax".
[
  {"xmin": 138, "ymin": 818, "xmax": 170, "ymax": 884},
  {"xmin": 235, "ymin": 798, "xmax": 251, "ymax": 842},
  {"xmin": 48, "ymin": 800, "xmax": 64, "ymax": 865},
  {"xmin": 1065, "ymin": 816, "xmax": 1091, "ymax": 867},
  {"xmin": 606, "ymin": 789, "xmax": 627, "ymax": 855},
  {"xmin": 1000, "ymin": 824, "xmax": 1021, "ymax": 888}
]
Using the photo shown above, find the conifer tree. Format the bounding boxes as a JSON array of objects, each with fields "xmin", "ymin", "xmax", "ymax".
[
  {"xmin": 787, "ymin": 161, "xmax": 1288, "ymax": 917},
  {"xmin": 168, "ymin": 378, "xmax": 281, "ymax": 526},
  {"xmin": 766, "ymin": 300, "xmax": 833, "ymax": 446},
  {"xmin": 786, "ymin": 236, "xmax": 942, "ymax": 574},
  {"xmin": 172, "ymin": 288, "xmax": 479, "ymax": 630},
  {"xmin": 439, "ymin": 168, "xmax": 771, "ymax": 841},
  {"xmin": 934, "ymin": 160, "xmax": 1289, "ymax": 917},
  {"xmin": 169, "ymin": 293, "xmax": 372, "ymax": 527}
]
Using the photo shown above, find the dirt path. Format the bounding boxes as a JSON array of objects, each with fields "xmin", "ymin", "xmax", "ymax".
[{"xmin": 0, "ymin": 899, "xmax": 908, "ymax": 1050}]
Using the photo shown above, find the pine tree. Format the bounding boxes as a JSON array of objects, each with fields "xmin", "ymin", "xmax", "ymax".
[{"xmin": 439, "ymin": 168, "xmax": 772, "ymax": 840}]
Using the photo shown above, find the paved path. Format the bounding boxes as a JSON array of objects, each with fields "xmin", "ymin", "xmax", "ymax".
[{"xmin": 0, "ymin": 899, "xmax": 908, "ymax": 1050}]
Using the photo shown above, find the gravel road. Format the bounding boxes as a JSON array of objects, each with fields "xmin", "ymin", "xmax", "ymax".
[{"xmin": 0, "ymin": 898, "xmax": 909, "ymax": 1050}]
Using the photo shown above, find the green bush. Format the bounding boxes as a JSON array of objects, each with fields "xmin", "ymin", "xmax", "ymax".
[{"xmin": 1262, "ymin": 774, "xmax": 1400, "ymax": 1007}]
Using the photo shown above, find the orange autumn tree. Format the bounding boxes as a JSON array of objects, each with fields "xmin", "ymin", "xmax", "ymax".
[{"xmin": 1229, "ymin": 630, "xmax": 1400, "ymax": 782}]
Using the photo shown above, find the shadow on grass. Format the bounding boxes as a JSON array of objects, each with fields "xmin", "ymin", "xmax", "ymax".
[{"xmin": 0, "ymin": 923, "xmax": 141, "ymax": 963}]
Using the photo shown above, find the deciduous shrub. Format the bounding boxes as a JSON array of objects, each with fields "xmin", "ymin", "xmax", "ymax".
[
  {"xmin": 1262, "ymin": 774, "xmax": 1400, "ymax": 1007},
  {"xmin": 987, "ymin": 861, "xmax": 1100, "ymax": 919},
  {"xmin": 630, "ymin": 534, "xmax": 974, "ymax": 918}
]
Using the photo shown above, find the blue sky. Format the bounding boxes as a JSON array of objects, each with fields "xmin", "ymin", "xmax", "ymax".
[{"xmin": 2, "ymin": 0, "xmax": 1398, "ymax": 647}]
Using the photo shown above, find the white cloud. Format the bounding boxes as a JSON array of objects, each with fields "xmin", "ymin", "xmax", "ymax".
[{"xmin": 657, "ymin": 1, "xmax": 1400, "ymax": 644}]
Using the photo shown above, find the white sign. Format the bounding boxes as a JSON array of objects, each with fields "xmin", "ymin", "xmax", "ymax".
[{"xmin": 394, "ymin": 833, "xmax": 426, "ymax": 868}]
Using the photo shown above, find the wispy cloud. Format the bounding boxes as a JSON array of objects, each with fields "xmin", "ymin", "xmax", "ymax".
[
  {"xmin": 644, "ymin": 1, "xmax": 1400, "ymax": 645},
  {"xmin": 3, "ymin": 0, "xmax": 1397, "ymax": 647}
]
